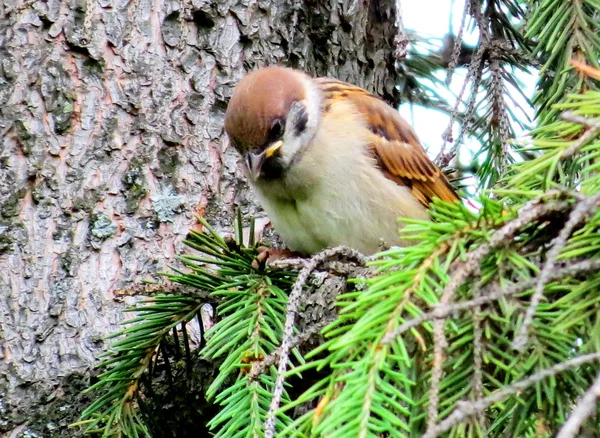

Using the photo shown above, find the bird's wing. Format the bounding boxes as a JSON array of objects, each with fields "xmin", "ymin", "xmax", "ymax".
[{"xmin": 315, "ymin": 78, "xmax": 459, "ymax": 207}]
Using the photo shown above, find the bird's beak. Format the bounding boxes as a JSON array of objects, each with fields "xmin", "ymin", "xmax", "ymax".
[
  {"xmin": 264, "ymin": 140, "xmax": 283, "ymax": 159},
  {"xmin": 245, "ymin": 150, "xmax": 266, "ymax": 181},
  {"xmin": 244, "ymin": 141, "xmax": 283, "ymax": 181}
]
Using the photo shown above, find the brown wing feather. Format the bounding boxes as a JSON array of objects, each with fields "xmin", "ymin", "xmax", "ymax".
[{"xmin": 315, "ymin": 78, "xmax": 459, "ymax": 207}]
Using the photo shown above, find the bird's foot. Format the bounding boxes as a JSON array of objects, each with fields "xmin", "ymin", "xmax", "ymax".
[{"xmin": 252, "ymin": 246, "xmax": 301, "ymax": 270}]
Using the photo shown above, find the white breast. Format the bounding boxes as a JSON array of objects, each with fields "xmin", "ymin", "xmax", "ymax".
[{"xmin": 251, "ymin": 101, "xmax": 430, "ymax": 255}]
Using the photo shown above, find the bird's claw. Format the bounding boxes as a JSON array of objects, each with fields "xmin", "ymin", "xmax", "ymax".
[{"xmin": 252, "ymin": 246, "xmax": 299, "ymax": 270}]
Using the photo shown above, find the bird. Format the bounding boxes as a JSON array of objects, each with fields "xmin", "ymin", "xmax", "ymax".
[{"xmin": 224, "ymin": 66, "xmax": 459, "ymax": 256}]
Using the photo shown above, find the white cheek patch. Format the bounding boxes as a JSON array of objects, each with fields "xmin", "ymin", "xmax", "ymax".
[{"xmin": 280, "ymin": 77, "xmax": 322, "ymax": 167}]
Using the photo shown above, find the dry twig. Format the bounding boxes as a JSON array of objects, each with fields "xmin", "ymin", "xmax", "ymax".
[
  {"xmin": 471, "ymin": 280, "xmax": 485, "ymax": 430},
  {"xmin": 437, "ymin": 42, "xmax": 487, "ymax": 168},
  {"xmin": 264, "ymin": 246, "xmax": 366, "ymax": 438},
  {"xmin": 445, "ymin": 0, "xmax": 471, "ymax": 85}
]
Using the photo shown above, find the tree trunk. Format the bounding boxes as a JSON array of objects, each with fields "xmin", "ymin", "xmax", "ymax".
[{"xmin": 0, "ymin": 0, "xmax": 399, "ymax": 434}]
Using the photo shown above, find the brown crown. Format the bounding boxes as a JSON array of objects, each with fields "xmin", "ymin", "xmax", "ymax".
[{"xmin": 225, "ymin": 66, "xmax": 306, "ymax": 152}]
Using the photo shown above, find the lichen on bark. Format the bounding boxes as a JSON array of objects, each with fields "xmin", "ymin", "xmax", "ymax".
[{"xmin": 0, "ymin": 0, "xmax": 400, "ymax": 434}]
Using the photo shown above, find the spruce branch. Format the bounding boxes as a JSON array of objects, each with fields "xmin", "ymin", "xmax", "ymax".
[
  {"xmin": 560, "ymin": 111, "xmax": 600, "ymax": 159},
  {"xmin": 507, "ymin": 93, "xmax": 600, "ymax": 192},
  {"xmin": 444, "ymin": 0, "xmax": 471, "ymax": 85},
  {"xmin": 528, "ymin": 0, "xmax": 600, "ymax": 122},
  {"xmin": 423, "ymin": 352, "xmax": 600, "ymax": 438},
  {"xmin": 382, "ymin": 258, "xmax": 600, "ymax": 341},
  {"xmin": 77, "ymin": 295, "xmax": 204, "ymax": 437},
  {"xmin": 248, "ymin": 316, "xmax": 336, "ymax": 381},
  {"xmin": 556, "ymin": 371, "xmax": 600, "ymax": 438},
  {"xmin": 470, "ymin": 279, "xmax": 485, "ymax": 431},
  {"xmin": 513, "ymin": 192, "xmax": 600, "ymax": 350},
  {"xmin": 264, "ymin": 246, "xmax": 366, "ymax": 438},
  {"xmin": 381, "ymin": 240, "xmax": 452, "ymax": 342},
  {"xmin": 432, "ymin": 195, "xmax": 569, "ymax": 304},
  {"xmin": 426, "ymin": 196, "xmax": 570, "ymax": 434}
]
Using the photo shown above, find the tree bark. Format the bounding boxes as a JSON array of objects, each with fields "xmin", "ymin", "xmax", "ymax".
[{"xmin": 0, "ymin": 0, "xmax": 399, "ymax": 434}]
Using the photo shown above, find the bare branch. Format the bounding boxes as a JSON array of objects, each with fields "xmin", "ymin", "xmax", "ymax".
[
  {"xmin": 114, "ymin": 281, "xmax": 215, "ymax": 302},
  {"xmin": 560, "ymin": 112, "xmax": 600, "ymax": 129},
  {"xmin": 445, "ymin": 0, "xmax": 471, "ymax": 85},
  {"xmin": 269, "ymin": 257, "xmax": 374, "ymax": 277},
  {"xmin": 427, "ymin": 317, "xmax": 449, "ymax": 431},
  {"xmin": 471, "ymin": 280, "xmax": 485, "ymax": 431},
  {"xmin": 468, "ymin": 0, "xmax": 490, "ymax": 43},
  {"xmin": 264, "ymin": 246, "xmax": 367, "ymax": 438},
  {"xmin": 489, "ymin": 56, "xmax": 512, "ymax": 167},
  {"xmin": 437, "ymin": 42, "xmax": 487, "ymax": 168}
]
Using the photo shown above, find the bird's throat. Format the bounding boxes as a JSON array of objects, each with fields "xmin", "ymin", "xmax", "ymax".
[{"xmin": 259, "ymin": 157, "xmax": 286, "ymax": 180}]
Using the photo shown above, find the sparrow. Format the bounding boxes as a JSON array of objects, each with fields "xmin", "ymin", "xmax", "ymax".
[{"xmin": 225, "ymin": 66, "xmax": 459, "ymax": 255}]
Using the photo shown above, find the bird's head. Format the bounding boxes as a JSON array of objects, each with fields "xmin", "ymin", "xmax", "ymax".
[{"xmin": 224, "ymin": 66, "xmax": 321, "ymax": 181}]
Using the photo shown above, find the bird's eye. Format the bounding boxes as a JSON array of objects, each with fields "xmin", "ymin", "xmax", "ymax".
[{"xmin": 269, "ymin": 119, "xmax": 284, "ymax": 141}]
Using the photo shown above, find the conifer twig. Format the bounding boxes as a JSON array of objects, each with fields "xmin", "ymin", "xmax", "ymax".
[
  {"xmin": 560, "ymin": 112, "xmax": 600, "ymax": 159},
  {"xmin": 445, "ymin": 0, "xmax": 470, "ymax": 85},
  {"xmin": 264, "ymin": 246, "xmax": 366, "ymax": 438},
  {"xmin": 425, "ymin": 197, "xmax": 571, "ymax": 434},
  {"xmin": 437, "ymin": 42, "xmax": 487, "ymax": 168},
  {"xmin": 468, "ymin": 0, "xmax": 490, "ymax": 43},
  {"xmin": 269, "ymin": 257, "xmax": 374, "ymax": 277},
  {"xmin": 490, "ymin": 56, "xmax": 512, "ymax": 165},
  {"xmin": 513, "ymin": 193, "xmax": 600, "ymax": 350},
  {"xmin": 423, "ymin": 352, "xmax": 600, "ymax": 438},
  {"xmin": 428, "ymin": 318, "xmax": 449, "ymax": 431},
  {"xmin": 471, "ymin": 280, "xmax": 485, "ymax": 430},
  {"xmin": 556, "ymin": 371, "xmax": 600, "ymax": 438},
  {"xmin": 382, "ymin": 258, "xmax": 600, "ymax": 341},
  {"xmin": 248, "ymin": 316, "xmax": 335, "ymax": 380}
]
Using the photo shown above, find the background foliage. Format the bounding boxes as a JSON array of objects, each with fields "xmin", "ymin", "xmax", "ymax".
[{"xmin": 79, "ymin": 0, "xmax": 600, "ymax": 436}]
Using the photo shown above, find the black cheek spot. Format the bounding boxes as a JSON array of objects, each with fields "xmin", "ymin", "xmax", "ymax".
[{"xmin": 293, "ymin": 106, "xmax": 309, "ymax": 136}]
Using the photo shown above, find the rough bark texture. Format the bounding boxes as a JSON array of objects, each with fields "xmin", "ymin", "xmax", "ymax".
[{"xmin": 0, "ymin": 0, "xmax": 399, "ymax": 435}]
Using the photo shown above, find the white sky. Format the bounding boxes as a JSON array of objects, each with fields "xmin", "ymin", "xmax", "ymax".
[{"xmin": 400, "ymin": 0, "xmax": 537, "ymax": 171}]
